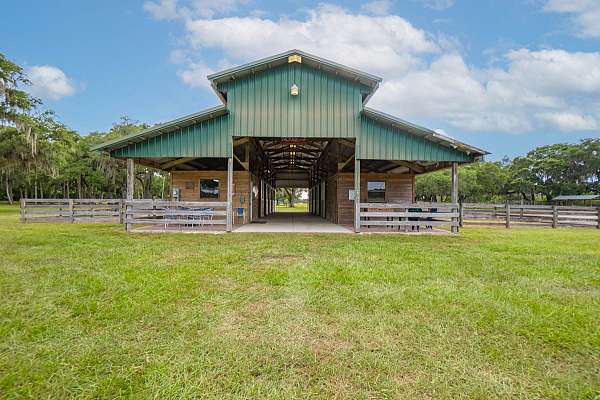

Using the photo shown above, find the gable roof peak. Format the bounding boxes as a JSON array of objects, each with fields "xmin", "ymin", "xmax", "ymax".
[{"xmin": 207, "ymin": 49, "xmax": 382, "ymax": 98}]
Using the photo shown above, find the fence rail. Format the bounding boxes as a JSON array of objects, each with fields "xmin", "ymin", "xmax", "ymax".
[
  {"xmin": 125, "ymin": 199, "xmax": 228, "ymax": 231},
  {"xmin": 461, "ymin": 203, "xmax": 600, "ymax": 228},
  {"xmin": 20, "ymin": 199, "xmax": 123, "ymax": 223},
  {"xmin": 359, "ymin": 202, "xmax": 460, "ymax": 232}
]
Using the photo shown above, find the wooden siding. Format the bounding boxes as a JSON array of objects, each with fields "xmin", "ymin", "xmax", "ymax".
[
  {"xmin": 332, "ymin": 172, "xmax": 415, "ymax": 225},
  {"xmin": 171, "ymin": 171, "xmax": 251, "ymax": 223}
]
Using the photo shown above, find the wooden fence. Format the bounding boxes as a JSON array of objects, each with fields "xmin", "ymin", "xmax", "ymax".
[
  {"xmin": 124, "ymin": 200, "xmax": 228, "ymax": 231},
  {"xmin": 20, "ymin": 199, "xmax": 123, "ymax": 223},
  {"xmin": 359, "ymin": 202, "xmax": 460, "ymax": 232},
  {"xmin": 461, "ymin": 203, "xmax": 600, "ymax": 228}
]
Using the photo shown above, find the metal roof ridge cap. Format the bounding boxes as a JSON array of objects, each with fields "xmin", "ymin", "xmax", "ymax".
[{"xmin": 207, "ymin": 49, "xmax": 383, "ymax": 84}]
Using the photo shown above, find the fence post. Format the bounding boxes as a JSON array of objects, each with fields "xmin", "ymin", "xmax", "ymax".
[
  {"xmin": 119, "ymin": 199, "xmax": 124, "ymax": 224},
  {"xmin": 69, "ymin": 199, "xmax": 75, "ymax": 223},
  {"xmin": 459, "ymin": 201, "xmax": 464, "ymax": 228},
  {"xmin": 552, "ymin": 204, "xmax": 558, "ymax": 228},
  {"xmin": 20, "ymin": 198, "xmax": 26, "ymax": 223},
  {"xmin": 505, "ymin": 201, "xmax": 511, "ymax": 229},
  {"xmin": 597, "ymin": 207, "xmax": 600, "ymax": 229}
]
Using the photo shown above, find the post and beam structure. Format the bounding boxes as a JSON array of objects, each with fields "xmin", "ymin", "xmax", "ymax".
[
  {"xmin": 125, "ymin": 158, "xmax": 134, "ymax": 232},
  {"xmin": 226, "ymin": 156, "xmax": 233, "ymax": 232},
  {"xmin": 451, "ymin": 161, "xmax": 459, "ymax": 234}
]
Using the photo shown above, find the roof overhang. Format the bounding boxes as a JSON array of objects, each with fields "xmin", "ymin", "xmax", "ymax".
[
  {"xmin": 207, "ymin": 49, "xmax": 382, "ymax": 104},
  {"xmin": 362, "ymin": 107, "xmax": 489, "ymax": 159},
  {"xmin": 92, "ymin": 105, "xmax": 228, "ymax": 152}
]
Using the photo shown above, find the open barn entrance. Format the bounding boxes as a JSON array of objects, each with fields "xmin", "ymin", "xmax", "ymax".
[{"xmin": 232, "ymin": 137, "xmax": 354, "ymax": 233}]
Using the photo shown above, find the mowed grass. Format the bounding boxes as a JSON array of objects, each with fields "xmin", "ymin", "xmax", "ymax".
[
  {"xmin": 275, "ymin": 202, "xmax": 308, "ymax": 212},
  {"xmin": 0, "ymin": 203, "xmax": 599, "ymax": 399}
]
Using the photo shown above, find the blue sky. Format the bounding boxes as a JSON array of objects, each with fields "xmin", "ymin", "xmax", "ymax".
[{"xmin": 2, "ymin": 0, "xmax": 600, "ymax": 160}]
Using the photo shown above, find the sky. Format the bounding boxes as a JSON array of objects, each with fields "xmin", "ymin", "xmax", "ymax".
[{"xmin": 2, "ymin": 0, "xmax": 600, "ymax": 160}]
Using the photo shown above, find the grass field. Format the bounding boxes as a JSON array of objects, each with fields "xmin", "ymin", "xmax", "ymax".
[
  {"xmin": 275, "ymin": 202, "xmax": 308, "ymax": 212},
  {"xmin": 1, "ymin": 203, "xmax": 599, "ymax": 399}
]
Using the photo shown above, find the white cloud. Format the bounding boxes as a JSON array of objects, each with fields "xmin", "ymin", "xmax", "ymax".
[
  {"xmin": 152, "ymin": 2, "xmax": 600, "ymax": 134},
  {"xmin": 418, "ymin": 0, "xmax": 455, "ymax": 11},
  {"xmin": 537, "ymin": 112, "xmax": 597, "ymax": 131},
  {"xmin": 143, "ymin": 0, "xmax": 248, "ymax": 20},
  {"xmin": 544, "ymin": 0, "xmax": 600, "ymax": 38},
  {"xmin": 26, "ymin": 66, "xmax": 76, "ymax": 101},
  {"xmin": 360, "ymin": 0, "xmax": 392, "ymax": 16},
  {"xmin": 144, "ymin": 0, "xmax": 179, "ymax": 20},
  {"xmin": 184, "ymin": 4, "xmax": 438, "ymax": 77},
  {"xmin": 370, "ymin": 48, "xmax": 600, "ymax": 133},
  {"xmin": 176, "ymin": 63, "xmax": 214, "ymax": 89}
]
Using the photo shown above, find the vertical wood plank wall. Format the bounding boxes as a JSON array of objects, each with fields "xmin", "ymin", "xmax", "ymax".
[
  {"xmin": 171, "ymin": 171, "xmax": 251, "ymax": 223},
  {"xmin": 333, "ymin": 172, "xmax": 415, "ymax": 226},
  {"xmin": 172, "ymin": 170, "xmax": 414, "ymax": 226}
]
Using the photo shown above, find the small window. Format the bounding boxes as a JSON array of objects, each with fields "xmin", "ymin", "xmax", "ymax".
[
  {"xmin": 200, "ymin": 179, "xmax": 220, "ymax": 199},
  {"xmin": 367, "ymin": 181, "xmax": 385, "ymax": 202}
]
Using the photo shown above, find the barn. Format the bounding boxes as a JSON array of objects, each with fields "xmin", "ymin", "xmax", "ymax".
[{"xmin": 94, "ymin": 50, "xmax": 488, "ymax": 233}]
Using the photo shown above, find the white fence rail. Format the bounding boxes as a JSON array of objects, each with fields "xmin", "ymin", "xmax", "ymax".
[
  {"xmin": 360, "ymin": 202, "xmax": 460, "ymax": 231},
  {"xmin": 20, "ymin": 199, "xmax": 123, "ymax": 223},
  {"xmin": 125, "ymin": 200, "xmax": 228, "ymax": 231}
]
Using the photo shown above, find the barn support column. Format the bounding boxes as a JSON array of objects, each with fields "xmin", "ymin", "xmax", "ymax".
[
  {"xmin": 125, "ymin": 158, "xmax": 134, "ymax": 232},
  {"xmin": 354, "ymin": 159, "xmax": 361, "ymax": 233},
  {"xmin": 227, "ymin": 156, "xmax": 233, "ymax": 232},
  {"xmin": 451, "ymin": 162, "xmax": 459, "ymax": 234}
]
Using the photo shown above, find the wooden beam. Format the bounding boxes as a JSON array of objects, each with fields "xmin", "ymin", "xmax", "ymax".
[
  {"xmin": 126, "ymin": 158, "xmax": 134, "ymax": 232},
  {"xmin": 160, "ymin": 157, "xmax": 196, "ymax": 169},
  {"xmin": 451, "ymin": 161, "xmax": 458, "ymax": 234},
  {"xmin": 338, "ymin": 154, "xmax": 355, "ymax": 171},
  {"xmin": 233, "ymin": 153, "xmax": 249, "ymax": 170},
  {"xmin": 227, "ymin": 156, "xmax": 233, "ymax": 232},
  {"xmin": 389, "ymin": 160, "xmax": 425, "ymax": 174}
]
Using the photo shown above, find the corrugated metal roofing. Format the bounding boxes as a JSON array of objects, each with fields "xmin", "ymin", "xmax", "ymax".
[
  {"xmin": 552, "ymin": 195, "xmax": 600, "ymax": 201},
  {"xmin": 221, "ymin": 62, "xmax": 366, "ymax": 139},
  {"xmin": 93, "ymin": 50, "xmax": 488, "ymax": 161}
]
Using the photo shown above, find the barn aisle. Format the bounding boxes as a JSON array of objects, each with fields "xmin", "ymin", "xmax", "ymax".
[{"xmin": 234, "ymin": 212, "xmax": 352, "ymax": 233}]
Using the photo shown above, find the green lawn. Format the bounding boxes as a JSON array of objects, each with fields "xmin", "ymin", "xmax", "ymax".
[
  {"xmin": 1, "ymin": 203, "xmax": 599, "ymax": 399},
  {"xmin": 275, "ymin": 202, "xmax": 308, "ymax": 212}
]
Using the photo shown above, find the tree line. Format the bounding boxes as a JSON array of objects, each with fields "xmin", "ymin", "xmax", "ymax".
[
  {"xmin": 0, "ymin": 54, "xmax": 166, "ymax": 203},
  {"xmin": 416, "ymin": 139, "xmax": 599, "ymax": 203},
  {"xmin": 1, "ymin": 53, "xmax": 599, "ymax": 204}
]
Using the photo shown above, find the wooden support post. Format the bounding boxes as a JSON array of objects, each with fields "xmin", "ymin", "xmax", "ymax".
[
  {"xmin": 505, "ymin": 201, "xmax": 511, "ymax": 229},
  {"xmin": 119, "ymin": 199, "xmax": 124, "ymax": 224},
  {"xmin": 451, "ymin": 162, "xmax": 459, "ymax": 234},
  {"xmin": 597, "ymin": 207, "xmax": 600, "ymax": 229},
  {"xmin": 226, "ymin": 156, "xmax": 233, "ymax": 232},
  {"xmin": 354, "ymin": 159, "xmax": 361, "ymax": 233},
  {"xmin": 126, "ymin": 158, "xmax": 134, "ymax": 232},
  {"xmin": 459, "ymin": 201, "xmax": 464, "ymax": 227},
  {"xmin": 69, "ymin": 199, "xmax": 75, "ymax": 223},
  {"xmin": 20, "ymin": 198, "xmax": 26, "ymax": 223},
  {"xmin": 552, "ymin": 204, "xmax": 558, "ymax": 228}
]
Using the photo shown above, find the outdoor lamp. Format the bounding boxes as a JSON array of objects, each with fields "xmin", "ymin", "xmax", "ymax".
[{"xmin": 290, "ymin": 83, "xmax": 299, "ymax": 96}]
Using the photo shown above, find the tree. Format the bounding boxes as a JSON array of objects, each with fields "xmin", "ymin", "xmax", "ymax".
[{"xmin": 278, "ymin": 188, "xmax": 302, "ymax": 207}]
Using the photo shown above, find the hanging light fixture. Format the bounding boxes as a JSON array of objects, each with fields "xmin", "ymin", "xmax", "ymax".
[{"xmin": 290, "ymin": 83, "xmax": 299, "ymax": 96}]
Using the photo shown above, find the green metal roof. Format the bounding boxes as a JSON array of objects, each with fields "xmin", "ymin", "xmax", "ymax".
[
  {"xmin": 552, "ymin": 194, "xmax": 599, "ymax": 201},
  {"xmin": 92, "ymin": 105, "xmax": 227, "ymax": 152},
  {"xmin": 208, "ymin": 49, "xmax": 382, "ymax": 103},
  {"xmin": 362, "ymin": 108, "xmax": 488, "ymax": 157},
  {"xmin": 92, "ymin": 50, "xmax": 488, "ymax": 162}
]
